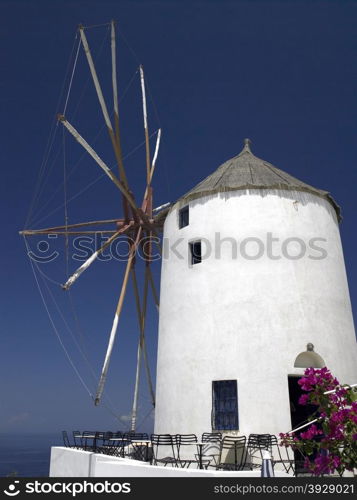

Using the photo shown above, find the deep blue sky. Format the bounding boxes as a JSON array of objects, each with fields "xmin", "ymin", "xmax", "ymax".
[{"xmin": 1, "ymin": 0, "xmax": 356, "ymax": 435}]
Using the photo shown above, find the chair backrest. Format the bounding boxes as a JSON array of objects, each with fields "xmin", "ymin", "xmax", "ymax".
[
  {"xmin": 268, "ymin": 435, "xmax": 279, "ymax": 446},
  {"xmin": 202, "ymin": 432, "xmax": 222, "ymax": 442},
  {"xmin": 247, "ymin": 434, "xmax": 271, "ymax": 448},
  {"xmin": 201, "ymin": 432, "xmax": 221, "ymax": 457},
  {"xmin": 127, "ymin": 432, "xmax": 149, "ymax": 441},
  {"xmin": 112, "ymin": 431, "xmax": 123, "ymax": 438},
  {"xmin": 176, "ymin": 434, "xmax": 197, "ymax": 445},
  {"xmin": 247, "ymin": 433, "xmax": 273, "ymax": 466},
  {"xmin": 151, "ymin": 434, "xmax": 177, "ymax": 461},
  {"xmin": 176, "ymin": 434, "xmax": 198, "ymax": 463},
  {"xmin": 219, "ymin": 435, "xmax": 247, "ymax": 468},
  {"xmin": 72, "ymin": 431, "xmax": 82, "ymax": 446},
  {"xmin": 221, "ymin": 435, "xmax": 246, "ymax": 449},
  {"xmin": 62, "ymin": 431, "xmax": 70, "ymax": 447}
]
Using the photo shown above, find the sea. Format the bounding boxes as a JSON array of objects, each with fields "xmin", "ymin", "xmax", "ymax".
[{"xmin": 0, "ymin": 433, "xmax": 62, "ymax": 477}]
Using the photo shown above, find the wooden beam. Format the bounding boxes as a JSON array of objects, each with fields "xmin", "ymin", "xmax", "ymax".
[
  {"xmin": 95, "ymin": 227, "xmax": 143, "ymax": 406},
  {"xmin": 139, "ymin": 66, "xmax": 151, "ymax": 186},
  {"xmin": 62, "ymin": 222, "xmax": 134, "ymax": 290},
  {"xmin": 111, "ymin": 20, "xmax": 128, "ymax": 188},
  {"xmin": 131, "ymin": 265, "xmax": 156, "ymax": 416},
  {"xmin": 79, "ymin": 25, "xmax": 113, "ymax": 131},
  {"xmin": 21, "ymin": 230, "xmax": 119, "ymax": 236},
  {"xmin": 80, "ymin": 24, "xmax": 129, "ymax": 191},
  {"xmin": 57, "ymin": 115, "xmax": 154, "ymax": 229},
  {"xmin": 19, "ymin": 219, "xmax": 126, "ymax": 235},
  {"xmin": 147, "ymin": 266, "xmax": 160, "ymax": 310}
]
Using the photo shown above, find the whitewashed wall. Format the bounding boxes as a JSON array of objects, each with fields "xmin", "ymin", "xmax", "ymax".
[
  {"xmin": 154, "ymin": 189, "xmax": 357, "ymax": 437},
  {"xmin": 49, "ymin": 447, "xmax": 291, "ymax": 477}
]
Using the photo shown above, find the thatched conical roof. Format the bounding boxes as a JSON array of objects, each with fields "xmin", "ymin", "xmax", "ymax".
[{"xmin": 177, "ymin": 139, "xmax": 341, "ymax": 221}]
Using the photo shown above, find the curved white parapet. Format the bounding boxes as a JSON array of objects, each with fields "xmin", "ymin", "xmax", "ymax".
[{"xmin": 49, "ymin": 447, "xmax": 292, "ymax": 477}]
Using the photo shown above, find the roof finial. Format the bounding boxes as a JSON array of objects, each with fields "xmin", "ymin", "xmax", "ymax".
[{"xmin": 243, "ymin": 138, "xmax": 252, "ymax": 153}]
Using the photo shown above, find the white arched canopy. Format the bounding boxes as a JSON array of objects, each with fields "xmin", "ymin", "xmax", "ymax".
[{"xmin": 294, "ymin": 343, "xmax": 325, "ymax": 369}]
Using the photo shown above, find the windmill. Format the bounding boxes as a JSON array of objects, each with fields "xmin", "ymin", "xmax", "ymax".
[{"xmin": 20, "ymin": 20, "xmax": 168, "ymax": 431}]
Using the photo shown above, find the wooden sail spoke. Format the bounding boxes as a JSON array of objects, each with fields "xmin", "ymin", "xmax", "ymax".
[
  {"xmin": 79, "ymin": 25, "xmax": 113, "ymax": 132},
  {"xmin": 151, "ymin": 128, "xmax": 161, "ymax": 180},
  {"xmin": 147, "ymin": 266, "xmax": 160, "ymax": 310},
  {"xmin": 80, "ymin": 23, "xmax": 129, "ymax": 193},
  {"xmin": 59, "ymin": 115, "xmax": 156, "ymax": 232},
  {"xmin": 130, "ymin": 265, "xmax": 156, "ymax": 430},
  {"xmin": 139, "ymin": 66, "xmax": 151, "ymax": 186},
  {"xmin": 21, "ymin": 230, "xmax": 119, "ymax": 236},
  {"xmin": 111, "ymin": 20, "xmax": 128, "ymax": 188},
  {"xmin": 62, "ymin": 222, "xmax": 134, "ymax": 290},
  {"xmin": 57, "ymin": 115, "xmax": 154, "ymax": 230},
  {"xmin": 95, "ymin": 227, "xmax": 143, "ymax": 406},
  {"xmin": 140, "ymin": 266, "xmax": 156, "ymax": 406},
  {"xmin": 19, "ymin": 218, "xmax": 126, "ymax": 236}
]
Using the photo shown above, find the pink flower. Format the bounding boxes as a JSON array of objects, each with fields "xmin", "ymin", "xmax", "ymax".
[
  {"xmin": 300, "ymin": 424, "xmax": 322, "ymax": 440},
  {"xmin": 330, "ymin": 409, "xmax": 349, "ymax": 424},
  {"xmin": 313, "ymin": 454, "xmax": 332, "ymax": 475},
  {"xmin": 281, "ymin": 367, "xmax": 357, "ymax": 475},
  {"xmin": 331, "ymin": 455, "xmax": 341, "ymax": 469},
  {"xmin": 298, "ymin": 394, "xmax": 310, "ymax": 405}
]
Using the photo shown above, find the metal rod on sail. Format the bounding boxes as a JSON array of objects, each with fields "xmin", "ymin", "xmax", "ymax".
[
  {"xmin": 79, "ymin": 25, "xmax": 113, "ymax": 131},
  {"xmin": 140, "ymin": 129, "xmax": 161, "ymax": 206},
  {"xmin": 147, "ymin": 266, "xmax": 160, "ymax": 311},
  {"xmin": 130, "ymin": 341, "xmax": 142, "ymax": 432},
  {"xmin": 130, "ymin": 266, "xmax": 155, "ymax": 429},
  {"xmin": 140, "ymin": 265, "xmax": 156, "ymax": 406},
  {"xmin": 58, "ymin": 116, "xmax": 152, "ymax": 228},
  {"xmin": 130, "ymin": 267, "xmax": 143, "ymax": 431},
  {"xmin": 80, "ymin": 24, "xmax": 128, "ymax": 190},
  {"xmin": 20, "ymin": 218, "xmax": 126, "ymax": 235},
  {"xmin": 62, "ymin": 222, "xmax": 134, "ymax": 290},
  {"xmin": 95, "ymin": 227, "xmax": 143, "ymax": 406},
  {"xmin": 139, "ymin": 66, "xmax": 151, "ymax": 186},
  {"xmin": 22, "ymin": 230, "xmax": 119, "ymax": 236},
  {"xmin": 151, "ymin": 128, "xmax": 161, "ymax": 171},
  {"xmin": 111, "ymin": 20, "xmax": 128, "ymax": 188}
]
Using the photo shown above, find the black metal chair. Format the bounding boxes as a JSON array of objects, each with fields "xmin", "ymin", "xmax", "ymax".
[
  {"xmin": 95, "ymin": 431, "xmax": 114, "ymax": 454},
  {"xmin": 81, "ymin": 430, "xmax": 98, "ymax": 451},
  {"xmin": 72, "ymin": 430, "xmax": 83, "ymax": 449},
  {"xmin": 268, "ymin": 434, "xmax": 295, "ymax": 473},
  {"xmin": 176, "ymin": 434, "xmax": 199, "ymax": 468},
  {"xmin": 151, "ymin": 434, "xmax": 178, "ymax": 467},
  {"xmin": 198, "ymin": 432, "xmax": 222, "ymax": 468},
  {"xmin": 247, "ymin": 434, "xmax": 294, "ymax": 473},
  {"xmin": 126, "ymin": 433, "xmax": 151, "ymax": 461},
  {"xmin": 246, "ymin": 434, "xmax": 270, "ymax": 469},
  {"xmin": 216, "ymin": 435, "xmax": 248, "ymax": 471},
  {"xmin": 101, "ymin": 431, "xmax": 125, "ymax": 457},
  {"xmin": 62, "ymin": 431, "xmax": 77, "ymax": 448}
]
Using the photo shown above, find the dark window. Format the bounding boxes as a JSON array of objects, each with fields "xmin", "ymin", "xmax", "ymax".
[
  {"xmin": 179, "ymin": 206, "xmax": 189, "ymax": 228},
  {"xmin": 189, "ymin": 241, "xmax": 202, "ymax": 265},
  {"xmin": 212, "ymin": 380, "xmax": 238, "ymax": 430}
]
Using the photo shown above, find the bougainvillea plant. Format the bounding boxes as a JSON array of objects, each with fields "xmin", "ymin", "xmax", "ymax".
[{"xmin": 279, "ymin": 367, "xmax": 357, "ymax": 476}]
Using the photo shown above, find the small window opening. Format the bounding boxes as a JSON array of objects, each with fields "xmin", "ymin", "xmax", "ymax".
[
  {"xmin": 212, "ymin": 380, "xmax": 239, "ymax": 431},
  {"xmin": 189, "ymin": 241, "xmax": 202, "ymax": 265},
  {"xmin": 179, "ymin": 206, "xmax": 189, "ymax": 228}
]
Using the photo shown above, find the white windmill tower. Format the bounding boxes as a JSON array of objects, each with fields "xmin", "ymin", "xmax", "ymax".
[{"xmin": 154, "ymin": 139, "xmax": 357, "ymax": 438}]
